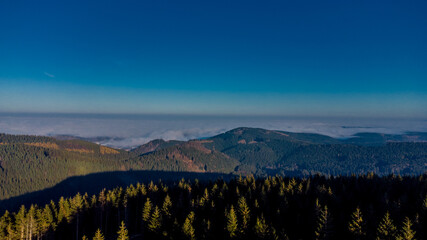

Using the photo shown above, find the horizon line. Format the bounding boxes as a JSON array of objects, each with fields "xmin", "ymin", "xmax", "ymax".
[{"xmin": 1, "ymin": 111, "xmax": 427, "ymax": 120}]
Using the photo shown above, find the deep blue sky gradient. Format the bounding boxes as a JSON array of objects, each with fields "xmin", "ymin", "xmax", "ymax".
[{"xmin": 1, "ymin": 0, "xmax": 426, "ymax": 117}]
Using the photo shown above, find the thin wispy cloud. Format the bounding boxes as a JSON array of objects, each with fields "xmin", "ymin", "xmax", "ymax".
[{"xmin": 43, "ymin": 72, "xmax": 55, "ymax": 78}]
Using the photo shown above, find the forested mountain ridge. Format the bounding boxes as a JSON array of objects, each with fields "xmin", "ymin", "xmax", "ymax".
[
  {"xmin": 131, "ymin": 127, "xmax": 427, "ymax": 175},
  {"xmin": 1, "ymin": 128, "xmax": 426, "ymax": 202},
  {"xmin": 199, "ymin": 128, "xmax": 427, "ymax": 175}
]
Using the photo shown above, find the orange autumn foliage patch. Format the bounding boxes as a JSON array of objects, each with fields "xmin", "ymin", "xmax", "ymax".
[
  {"xmin": 24, "ymin": 142, "xmax": 60, "ymax": 149},
  {"xmin": 100, "ymin": 145, "xmax": 119, "ymax": 154},
  {"xmin": 65, "ymin": 148, "xmax": 94, "ymax": 154}
]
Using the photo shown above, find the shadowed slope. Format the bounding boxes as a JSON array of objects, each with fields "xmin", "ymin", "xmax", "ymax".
[{"xmin": 0, "ymin": 170, "xmax": 234, "ymax": 213}]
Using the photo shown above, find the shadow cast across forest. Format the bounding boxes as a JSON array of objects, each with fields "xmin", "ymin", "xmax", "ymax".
[{"xmin": 0, "ymin": 170, "xmax": 235, "ymax": 213}]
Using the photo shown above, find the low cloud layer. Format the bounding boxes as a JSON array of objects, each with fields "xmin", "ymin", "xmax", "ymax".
[{"xmin": 0, "ymin": 113, "xmax": 426, "ymax": 149}]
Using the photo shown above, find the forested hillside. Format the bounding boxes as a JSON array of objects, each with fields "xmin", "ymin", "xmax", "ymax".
[
  {"xmin": 0, "ymin": 134, "xmax": 133, "ymax": 200},
  {"xmin": 0, "ymin": 175, "xmax": 426, "ymax": 240},
  {"xmin": 199, "ymin": 128, "xmax": 427, "ymax": 175},
  {"xmin": 1, "ymin": 128, "xmax": 426, "ymax": 203}
]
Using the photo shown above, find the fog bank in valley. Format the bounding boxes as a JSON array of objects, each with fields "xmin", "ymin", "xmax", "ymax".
[{"xmin": 0, "ymin": 113, "xmax": 426, "ymax": 149}]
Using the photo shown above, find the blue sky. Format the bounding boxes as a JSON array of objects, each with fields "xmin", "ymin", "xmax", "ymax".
[{"xmin": 0, "ymin": 0, "xmax": 426, "ymax": 117}]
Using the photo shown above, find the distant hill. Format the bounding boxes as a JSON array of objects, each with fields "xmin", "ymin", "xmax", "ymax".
[
  {"xmin": 131, "ymin": 139, "xmax": 184, "ymax": 155},
  {"xmin": 1, "ymin": 128, "xmax": 426, "ymax": 202},
  {"xmin": 342, "ymin": 132, "xmax": 427, "ymax": 145}
]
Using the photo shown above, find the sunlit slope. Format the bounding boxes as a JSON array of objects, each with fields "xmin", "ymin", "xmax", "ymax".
[{"xmin": 0, "ymin": 134, "xmax": 133, "ymax": 200}]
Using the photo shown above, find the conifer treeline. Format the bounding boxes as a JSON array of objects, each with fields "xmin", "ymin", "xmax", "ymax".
[{"xmin": 1, "ymin": 174, "xmax": 426, "ymax": 240}]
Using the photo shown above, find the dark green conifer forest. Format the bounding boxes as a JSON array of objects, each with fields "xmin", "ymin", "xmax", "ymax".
[{"xmin": 1, "ymin": 175, "xmax": 426, "ymax": 240}]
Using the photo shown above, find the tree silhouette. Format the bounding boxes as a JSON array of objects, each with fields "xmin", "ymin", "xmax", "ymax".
[
  {"xmin": 254, "ymin": 215, "xmax": 269, "ymax": 239},
  {"xmin": 162, "ymin": 195, "xmax": 172, "ymax": 218},
  {"xmin": 92, "ymin": 229, "xmax": 104, "ymax": 240},
  {"xmin": 116, "ymin": 221, "xmax": 129, "ymax": 240},
  {"xmin": 237, "ymin": 196, "xmax": 250, "ymax": 233},
  {"xmin": 396, "ymin": 217, "xmax": 416, "ymax": 240},
  {"xmin": 182, "ymin": 211, "xmax": 196, "ymax": 240},
  {"xmin": 142, "ymin": 198, "xmax": 152, "ymax": 223},
  {"xmin": 315, "ymin": 205, "xmax": 333, "ymax": 240},
  {"xmin": 348, "ymin": 207, "xmax": 365, "ymax": 239},
  {"xmin": 226, "ymin": 206, "xmax": 238, "ymax": 238},
  {"xmin": 376, "ymin": 211, "xmax": 396, "ymax": 240},
  {"xmin": 148, "ymin": 206, "xmax": 161, "ymax": 233}
]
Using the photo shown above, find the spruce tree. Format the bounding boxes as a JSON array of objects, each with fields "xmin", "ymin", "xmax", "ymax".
[
  {"xmin": 39, "ymin": 204, "xmax": 54, "ymax": 236},
  {"xmin": 58, "ymin": 197, "xmax": 71, "ymax": 223},
  {"xmin": 396, "ymin": 217, "xmax": 416, "ymax": 240},
  {"xmin": 93, "ymin": 229, "xmax": 104, "ymax": 240},
  {"xmin": 49, "ymin": 200, "xmax": 58, "ymax": 229},
  {"xmin": 71, "ymin": 193, "xmax": 84, "ymax": 240},
  {"xmin": 348, "ymin": 207, "xmax": 365, "ymax": 239},
  {"xmin": 315, "ymin": 205, "xmax": 332, "ymax": 240},
  {"xmin": 376, "ymin": 211, "xmax": 396, "ymax": 240},
  {"xmin": 0, "ymin": 211, "xmax": 11, "ymax": 239},
  {"xmin": 226, "ymin": 205, "xmax": 238, "ymax": 238},
  {"xmin": 203, "ymin": 188, "xmax": 209, "ymax": 201},
  {"xmin": 148, "ymin": 206, "xmax": 161, "ymax": 233},
  {"xmin": 142, "ymin": 198, "xmax": 152, "ymax": 223},
  {"xmin": 254, "ymin": 215, "xmax": 269, "ymax": 239},
  {"xmin": 182, "ymin": 212, "xmax": 196, "ymax": 240},
  {"xmin": 162, "ymin": 195, "xmax": 172, "ymax": 218},
  {"xmin": 90, "ymin": 195, "xmax": 97, "ymax": 207},
  {"xmin": 15, "ymin": 205, "xmax": 26, "ymax": 240},
  {"xmin": 27, "ymin": 204, "xmax": 37, "ymax": 240},
  {"xmin": 34, "ymin": 207, "xmax": 43, "ymax": 239},
  {"xmin": 237, "ymin": 196, "xmax": 250, "ymax": 233},
  {"xmin": 117, "ymin": 221, "xmax": 129, "ymax": 240},
  {"xmin": 139, "ymin": 183, "xmax": 147, "ymax": 195}
]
